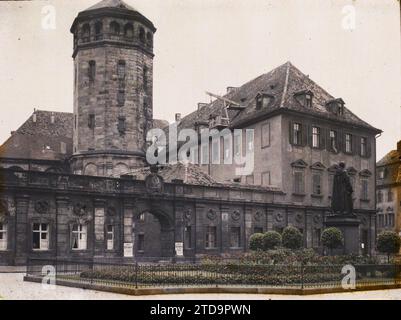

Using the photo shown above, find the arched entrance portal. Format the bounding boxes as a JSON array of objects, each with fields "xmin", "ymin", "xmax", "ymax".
[{"xmin": 133, "ymin": 209, "xmax": 175, "ymax": 260}]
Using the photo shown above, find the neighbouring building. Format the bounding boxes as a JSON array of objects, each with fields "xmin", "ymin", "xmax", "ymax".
[
  {"xmin": 0, "ymin": 0, "xmax": 381, "ymax": 265},
  {"xmin": 376, "ymin": 140, "xmax": 401, "ymax": 235}
]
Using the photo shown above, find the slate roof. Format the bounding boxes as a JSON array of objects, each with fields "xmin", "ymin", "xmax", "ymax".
[
  {"xmin": 0, "ymin": 110, "xmax": 73, "ymax": 161},
  {"xmin": 86, "ymin": 0, "xmax": 136, "ymax": 12},
  {"xmin": 176, "ymin": 61, "xmax": 381, "ymax": 133}
]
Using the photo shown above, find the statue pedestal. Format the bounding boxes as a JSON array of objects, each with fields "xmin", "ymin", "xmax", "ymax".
[{"xmin": 325, "ymin": 214, "xmax": 360, "ymax": 255}]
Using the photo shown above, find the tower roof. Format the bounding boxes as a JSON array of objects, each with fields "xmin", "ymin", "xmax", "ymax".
[{"xmin": 85, "ymin": 0, "xmax": 136, "ymax": 12}]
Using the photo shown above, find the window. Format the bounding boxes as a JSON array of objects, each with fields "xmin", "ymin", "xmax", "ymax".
[
  {"xmin": 246, "ymin": 175, "xmax": 254, "ymax": 185},
  {"xmin": 261, "ymin": 123, "xmax": 270, "ymax": 148},
  {"xmin": 124, "ymin": 23, "xmax": 134, "ymax": 38},
  {"xmin": 139, "ymin": 213, "xmax": 145, "ymax": 222},
  {"xmin": 360, "ymin": 137, "xmax": 367, "ymax": 156},
  {"xmin": 294, "ymin": 171, "xmax": 305, "ymax": 194},
  {"xmin": 118, "ymin": 116, "xmax": 126, "ymax": 134},
  {"xmin": 94, "ymin": 21, "xmax": 103, "ymax": 40},
  {"xmin": 110, "ymin": 21, "xmax": 120, "ymax": 35},
  {"xmin": 361, "ymin": 179, "xmax": 368, "ymax": 200},
  {"xmin": 234, "ymin": 132, "xmax": 241, "ymax": 157},
  {"xmin": 312, "ymin": 228, "xmax": 321, "ymax": 247},
  {"xmin": 106, "ymin": 225, "xmax": 114, "ymax": 250},
  {"xmin": 329, "ymin": 130, "xmax": 338, "ymax": 152},
  {"xmin": 305, "ymin": 94, "xmax": 312, "ymax": 108},
  {"xmin": 312, "ymin": 173, "xmax": 322, "ymax": 195},
  {"xmin": 312, "ymin": 126, "xmax": 320, "ymax": 148},
  {"xmin": 71, "ymin": 224, "xmax": 87, "ymax": 250},
  {"xmin": 139, "ymin": 27, "xmax": 145, "ymax": 43},
  {"xmin": 205, "ymin": 226, "xmax": 217, "ymax": 249},
  {"xmin": 146, "ymin": 32, "xmax": 153, "ymax": 46},
  {"xmin": 82, "ymin": 24, "xmax": 90, "ymax": 42},
  {"xmin": 230, "ymin": 227, "xmax": 241, "ymax": 248},
  {"xmin": 256, "ymin": 95, "xmax": 263, "ymax": 109},
  {"xmin": 0, "ymin": 223, "xmax": 7, "ymax": 251},
  {"xmin": 379, "ymin": 169, "xmax": 385, "ymax": 179},
  {"xmin": 137, "ymin": 234, "xmax": 145, "ymax": 251},
  {"xmin": 293, "ymin": 123, "xmax": 302, "ymax": 145},
  {"xmin": 246, "ymin": 130, "xmax": 254, "ymax": 152},
  {"xmin": 377, "ymin": 191, "xmax": 383, "ymax": 203},
  {"xmin": 223, "ymin": 135, "xmax": 232, "ymax": 164},
  {"xmin": 117, "ymin": 61, "xmax": 126, "ymax": 80},
  {"xmin": 261, "ymin": 172, "xmax": 271, "ymax": 186},
  {"xmin": 88, "ymin": 114, "xmax": 95, "ymax": 129},
  {"xmin": 88, "ymin": 60, "xmax": 96, "ymax": 83},
  {"xmin": 201, "ymin": 144, "xmax": 209, "ymax": 164},
  {"xmin": 389, "ymin": 213, "xmax": 395, "ymax": 227},
  {"xmin": 143, "ymin": 66, "xmax": 148, "ymax": 91},
  {"xmin": 254, "ymin": 227, "xmax": 263, "ymax": 234},
  {"xmin": 184, "ymin": 226, "xmax": 192, "ymax": 249},
  {"xmin": 33, "ymin": 223, "xmax": 49, "ymax": 250},
  {"xmin": 345, "ymin": 134, "xmax": 352, "ymax": 153},
  {"xmin": 388, "ymin": 191, "xmax": 393, "ymax": 202},
  {"xmin": 212, "ymin": 139, "xmax": 220, "ymax": 164}
]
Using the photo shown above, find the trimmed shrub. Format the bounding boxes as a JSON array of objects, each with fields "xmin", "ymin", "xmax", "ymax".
[
  {"xmin": 282, "ymin": 226, "xmax": 303, "ymax": 249},
  {"xmin": 262, "ymin": 231, "xmax": 282, "ymax": 250},
  {"xmin": 377, "ymin": 231, "xmax": 401, "ymax": 262},
  {"xmin": 321, "ymin": 227, "xmax": 344, "ymax": 254},
  {"xmin": 249, "ymin": 233, "xmax": 265, "ymax": 251}
]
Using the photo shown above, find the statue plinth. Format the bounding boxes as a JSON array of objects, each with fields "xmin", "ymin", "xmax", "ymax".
[{"xmin": 325, "ymin": 213, "xmax": 360, "ymax": 255}]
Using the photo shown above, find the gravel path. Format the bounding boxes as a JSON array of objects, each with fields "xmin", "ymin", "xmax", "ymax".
[{"xmin": 1, "ymin": 273, "xmax": 401, "ymax": 300}]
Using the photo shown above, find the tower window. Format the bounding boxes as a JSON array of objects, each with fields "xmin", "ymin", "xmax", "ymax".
[
  {"xmin": 82, "ymin": 24, "xmax": 90, "ymax": 42},
  {"xmin": 124, "ymin": 23, "xmax": 134, "ymax": 38},
  {"xmin": 88, "ymin": 61, "xmax": 96, "ymax": 83},
  {"xmin": 117, "ymin": 60, "xmax": 126, "ymax": 79},
  {"xmin": 94, "ymin": 21, "xmax": 103, "ymax": 40},
  {"xmin": 110, "ymin": 21, "xmax": 120, "ymax": 35},
  {"xmin": 139, "ymin": 27, "xmax": 145, "ymax": 43},
  {"xmin": 146, "ymin": 32, "xmax": 153, "ymax": 46},
  {"xmin": 88, "ymin": 114, "xmax": 95, "ymax": 129},
  {"xmin": 143, "ymin": 66, "xmax": 148, "ymax": 91},
  {"xmin": 118, "ymin": 116, "xmax": 126, "ymax": 135}
]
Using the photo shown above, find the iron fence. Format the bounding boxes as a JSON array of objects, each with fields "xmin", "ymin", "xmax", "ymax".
[{"xmin": 25, "ymin": 258, "xmax": 401, "ymax": 290}]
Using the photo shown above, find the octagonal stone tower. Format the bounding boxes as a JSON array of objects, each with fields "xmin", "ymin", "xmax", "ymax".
[{"xmin": 70, "ymin": 0, "xmax": 156, "ymax": 177}]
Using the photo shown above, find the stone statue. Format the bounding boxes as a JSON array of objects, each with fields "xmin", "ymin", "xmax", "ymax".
[{"xmin": 331, "ymin": 162, "xmax": 354, "ymax": 215}]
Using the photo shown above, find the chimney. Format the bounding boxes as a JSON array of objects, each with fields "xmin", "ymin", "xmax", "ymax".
[
  {"xmin": 226, "ymin": 87, "xmax": 237, "ymax": 94},
  {"xmin": 198, "ymin": 103, "xmax": 208, "ymax": 110},
  {"xmin": 50, "ymin": 112, "xmax": 55, "ymax": 124},
  {"xmin": 32, "ymin": 111, "xmax": 37, "ymax": 123},
  {"xmin": 175, "ymin": 113, "xmax": 181, "ymax": 122}
]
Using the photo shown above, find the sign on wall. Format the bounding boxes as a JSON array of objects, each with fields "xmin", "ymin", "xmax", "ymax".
[
  {"xmin": 175, "ymin": 242, "xmax": 183, "ymax": 256},
  {"xmin": 123, "ymin": 242, "xmax": 133, "ymax": 257}
]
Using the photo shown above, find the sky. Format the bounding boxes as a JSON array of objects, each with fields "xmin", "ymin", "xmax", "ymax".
[{"xmin": 0, "ymin": 0, "xmax": 399, "ymax": 160}]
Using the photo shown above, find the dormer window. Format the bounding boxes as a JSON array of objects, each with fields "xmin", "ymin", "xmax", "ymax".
[
  {"xmin": 294, "ymin": 90, "xmax": 313, "ymax": 108},
  {"xmin": 255, "ymin": 93, "xmax": 273, "ymax": 109},
  {"xmin": 326, "ymin": 98, "xmax": 345, "ymax": 116}
]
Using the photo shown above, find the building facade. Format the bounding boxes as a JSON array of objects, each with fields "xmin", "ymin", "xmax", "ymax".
[
  {"xmin": 0, "ymin": 0, "xmax": 381, "ymax": 265},
  {"xmin": 376, "ymin": 141, "xmax": 401, "ymax": 234}
]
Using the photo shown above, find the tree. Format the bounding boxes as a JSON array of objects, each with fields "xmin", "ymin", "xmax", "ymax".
[
  {"xmin": 321, "ymin": 227, "xmax": 344, "ymax": 255},
  {"xmin": 249, "ymin": 233, "xmax": 264, "ymax": 251},
  {"xmin": 377, "ymin": 231, "xmax": 401, "ymax": 262},
  {"xmin": 262, "ymin": 231, "xmax": 282, "ymax": 250},
  {"xmin": 282, "ymin": 226, "xmax": 303, "ymax": 250}
]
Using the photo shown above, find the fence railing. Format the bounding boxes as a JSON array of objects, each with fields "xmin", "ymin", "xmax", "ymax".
[{"xmin": 26, "ymin": 258, "xmax": 401, "ymax": 290}]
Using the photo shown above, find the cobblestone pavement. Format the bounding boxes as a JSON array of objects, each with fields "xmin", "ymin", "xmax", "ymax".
[{"xmin": 1, "ymin": 273, "xmax": 401, "ymax": 300}]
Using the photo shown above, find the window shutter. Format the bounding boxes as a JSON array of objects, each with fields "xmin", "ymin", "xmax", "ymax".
[
  {"xmin": 338, "ymin": 130, "xmax": 344, "ymax": 153},
  {"xmin": 289, "ymin": 121, "xmax": 294, "ymax": 145},
  {"xmin": 352, "ymin": 134, "xmax": 359, "ymax": 155},
  {"xmin": 366, "ymin": 137, "xmax": 372, "ymax": 158},
  {"xmin": 302, "ymin": 124, "xmax": 308, "ymax": 147},
  {"xmin": 319, "ymin": 127, "xmax": 326, "ymax": 149}
]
